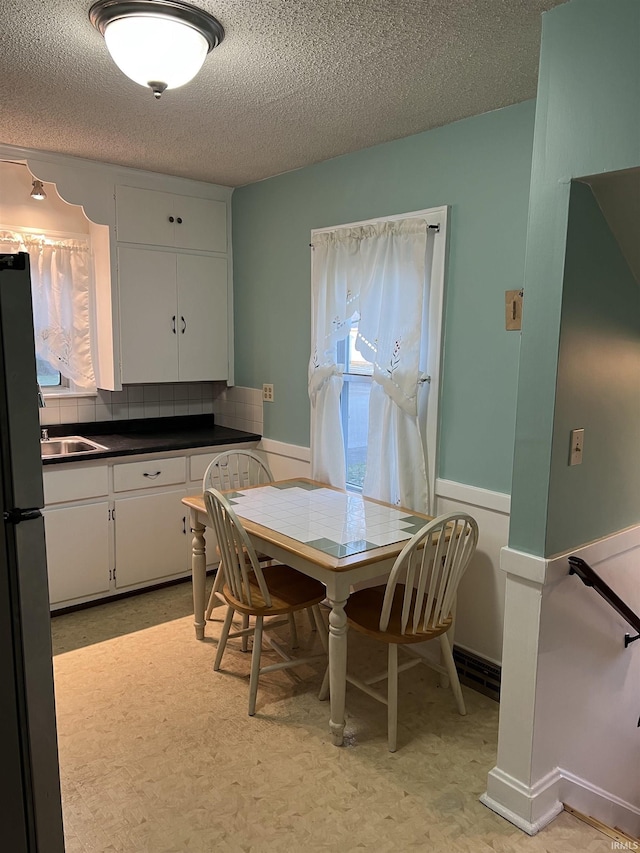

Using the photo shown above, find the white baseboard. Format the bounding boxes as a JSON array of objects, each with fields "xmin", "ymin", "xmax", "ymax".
[
  {"xmin": 482, "ymin": 766, "xmax": 640, "ymax": 838},
  {"xmin": 482, "ymin": 766, "xmax": 564, "ymax": 835},
  {"xmin": 560, "ymin": 769, "xmax": 640, "ymax": 838}
]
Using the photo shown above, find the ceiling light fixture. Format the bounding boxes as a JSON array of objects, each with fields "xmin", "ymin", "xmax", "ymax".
[
  {"xmin": 30, "ymin": 180, "xmax": 47, "ymax": 201},
  {"xmin": 89, "ymin": 0, "xmax": 225, "ymax": 99}
]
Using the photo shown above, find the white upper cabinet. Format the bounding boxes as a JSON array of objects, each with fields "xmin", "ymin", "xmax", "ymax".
[
  {"xmin": 115, "ymin": 185, "xmax": 227, "ymax": 253},
  {"xmin": 118, "ymin": 247, "xmax": 228, "ymax": 384},
  {"xmin": 115, "ymin": 181, "xmax": 231, "ymax": 386}
]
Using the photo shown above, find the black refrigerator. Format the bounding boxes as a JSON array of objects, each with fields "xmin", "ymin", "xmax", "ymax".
[{"xmin": 0, "ymin": 252, "xmax": 65, "ymax": 851}]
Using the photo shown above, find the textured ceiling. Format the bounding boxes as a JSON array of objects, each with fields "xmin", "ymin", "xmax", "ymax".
[{"xmin": 0, "ymin": 0, "xmax": 567, "ymax": 187}]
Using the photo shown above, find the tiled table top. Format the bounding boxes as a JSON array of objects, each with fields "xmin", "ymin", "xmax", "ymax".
[{"xmin": 225, "ymin": 480, "xmax": 426, "ymax": 558}]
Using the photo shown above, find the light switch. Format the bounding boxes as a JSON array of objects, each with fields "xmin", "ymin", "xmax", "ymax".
[{"xmin": 569, "ymin": 428, "xmax": 584, "ymax": 466}]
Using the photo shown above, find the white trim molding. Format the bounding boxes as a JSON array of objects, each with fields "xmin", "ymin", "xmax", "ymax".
[
  {"xmin": 481, "ymin": 768, "xmax": 564, "ymax": 835},
  {"xmin": 484, "ymin": 524, "xmax": 640, "ymax": 837},
  {"xmin": 435, "ymin": 478, "xmax": 510, "ymax": 515}
]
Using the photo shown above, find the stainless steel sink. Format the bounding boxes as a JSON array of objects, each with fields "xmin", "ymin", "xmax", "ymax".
[{"xmin": 40, "ymin": 436, "xmax": 108, "ymax": 458}]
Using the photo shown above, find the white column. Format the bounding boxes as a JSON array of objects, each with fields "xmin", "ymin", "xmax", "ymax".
[{"xmin": 481, "ymin": 547, "xmax": 563, "ymax": 835}]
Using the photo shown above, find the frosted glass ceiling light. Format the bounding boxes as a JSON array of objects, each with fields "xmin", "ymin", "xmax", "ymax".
[
  {"xmin": 30, "ymin": 180, "xmax": 47, "ymax": 200},
  {"xmin": 89, "ymin": 0, "xmax": 224, "ymax": 99}
]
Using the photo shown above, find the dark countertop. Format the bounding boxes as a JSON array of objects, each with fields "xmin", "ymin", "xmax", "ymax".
[{"xmin": 42, "ymin": 415, "xmax": 261, "ymax": 465}]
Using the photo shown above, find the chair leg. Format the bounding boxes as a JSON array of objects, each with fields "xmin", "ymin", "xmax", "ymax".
[
  {"xmin": 248, "ymin": 615, "xmax": 264, "ymax": 716},
  {"xmin": 288, "ymin": 613, "xmax": 299, "ymax": 649},
  {"xmin": 388, "ymin": 644, "xmax": 398, "ymax": 752},
  {"xmin": 307, "ymin": 608, "xmax": 317, "ymax": 632},
  {"xmin": 241, "ymin": 614, "xmax": 250, "ymax": 652},
  {"xmin": 312, "ymin": 606, "xmax": 328, "ymax": 653},
  {"xmin": 205, "ymin": 564, "xmax": 225, "ymax": 620},
  {"xmin": 214, "ymin": 606, "xmax": 234, "ymax": 671},
  {"xmin": 439, "ymin": 633, "xmax": 466, "ymax": 716},
  {"xmin": 319, "ymin": 666, "xmax": 329, "ymax": 701}
]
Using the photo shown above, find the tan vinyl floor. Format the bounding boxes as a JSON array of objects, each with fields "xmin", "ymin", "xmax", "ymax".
[{"xmin": 51, "ymin": 581, "xmax": 608, "ymax": 853}]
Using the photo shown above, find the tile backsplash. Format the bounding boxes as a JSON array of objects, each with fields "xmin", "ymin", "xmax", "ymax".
[{"xmin": 40, "ymin": 382, "xmax": 264, "ymax": 435}]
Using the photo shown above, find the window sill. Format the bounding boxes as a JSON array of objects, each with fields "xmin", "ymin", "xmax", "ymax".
[{"xmin": 42, "ymin": 388, "xmax": 97, "ymax": 401}]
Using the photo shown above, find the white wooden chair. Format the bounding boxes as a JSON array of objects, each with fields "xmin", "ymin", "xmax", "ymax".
[
  {"xmin": 204, "ymin": 488, "xmax": 328, "ymax": 716},
  {"xmin": 203, "ymin": 450, "xmax": 274, "ymax": 622},
  {"xmin": 320, "ymin": 512, "xmax": 479, "ymax": 751}
]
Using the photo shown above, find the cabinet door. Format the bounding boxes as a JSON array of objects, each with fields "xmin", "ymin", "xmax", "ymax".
[
  {"xmin": 44, "ymin": 502, "xmax": 110, "ymax": 606},
  {"xmin": 116, "ymin": 185, "xmax": 227, "ymax": 253},
  {"xmin": 116, "ymin": 186, "xmax": 175, "ymax": 247},
  {"xmin": 172, "ymin": 195, "xmax": 227, "ymax": 254},
  {"xmin": 177, "ymin": 254, "xmax": 228, "ymax": 381},
  {"xmin": 114, "ymin": 489, "xmax": 190, "ymax": 589},
  {"xmin": 118, "ymin": 247, "xmax": 178, "ymax": 384}
]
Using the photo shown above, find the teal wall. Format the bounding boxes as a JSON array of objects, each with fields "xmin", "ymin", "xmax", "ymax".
[
  {"xmin": 546, "ymin": 181, "xmax": 640, "ymax": 556},
  {"xmin": 233, "ymin": 101, "xmax": 535, "ymax": 495},
  {"xmin": 509, "ymin": 0, "xmax": 640, "ymax": 555}
]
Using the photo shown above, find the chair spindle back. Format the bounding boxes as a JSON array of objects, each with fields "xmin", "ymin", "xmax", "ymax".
[
  {"xmin": 203, "ymin": 488, "xmax": 272, "ymax": 609},
  {"xmin": 202, "ymin": 450, "xmax": 272, "ymax": 494},
  {"xmin": 380, "ymin": 513, "xmax": 478, "ymax": 635}
]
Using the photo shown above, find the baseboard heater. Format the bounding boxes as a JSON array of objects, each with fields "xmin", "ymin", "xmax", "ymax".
[{"xmin": 453, "ymin": 646, "xmax": 501, "ymax": 702}]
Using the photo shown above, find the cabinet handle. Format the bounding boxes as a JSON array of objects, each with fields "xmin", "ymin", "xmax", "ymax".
[
  {"xmin": 183, "ymin": 516, "xmax": 186, "ymax": 534},
  {"xmin": 181, "ymin": 316, "xmax": 186, "ymax": 334},
  {"xmin": 169, "ymin": 216, "xmax": 174, "ymax": 223},
  {"xmin": 143, "ymin": 471, "xmax": 162, "ymax": 479},
  {"xmin": 172, "ymin": 315, "xmax": 176, "ymax": 334},
  {"xmin": 176, "ymin": 217, "xmax": 183, "ymax": 224}
]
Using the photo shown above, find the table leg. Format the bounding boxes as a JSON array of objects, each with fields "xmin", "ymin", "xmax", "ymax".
[
  {"xmin": 190, "ymin": 509, "xmax": 207, "ymax": 640},
  {"xmin": 327, "ymin": 595, "xmax": 349, "ymax": 746}
]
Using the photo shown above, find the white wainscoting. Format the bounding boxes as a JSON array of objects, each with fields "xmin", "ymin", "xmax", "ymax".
[
  {"xmin": 484, "ymin": 524, "xmax": 640, "ymax": 837},
  {"xmin": 259, "ymin": 438, "xmax": 311, "ymax": 480},
  {"xmin": 435, "ymin": 479, "xmax": 510, "ymax": 666}
]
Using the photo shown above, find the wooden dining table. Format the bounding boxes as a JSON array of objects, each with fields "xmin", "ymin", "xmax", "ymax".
[{"xmin": 182, "ymin": 478, "xmax": 432, "ymax": 746}]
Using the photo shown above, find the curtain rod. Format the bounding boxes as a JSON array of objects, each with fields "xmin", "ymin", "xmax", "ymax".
[{"xmin": 309, "ymin": 223, "xmax": 440, "ymax": 247}]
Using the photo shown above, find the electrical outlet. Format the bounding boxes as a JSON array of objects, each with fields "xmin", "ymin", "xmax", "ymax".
[
  {"xmin": 262, "ymin": 383, "xmax": 274, "ymax": 402},
  {"xmin": 569, "ymin": 428, "xmax": 584, "ymax": 466}
]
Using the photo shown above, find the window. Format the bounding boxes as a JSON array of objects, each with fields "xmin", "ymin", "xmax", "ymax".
[
  {"xmin": 0, "ymin": 226, "xmax": 96, "ymax": 393},
  {"xmin": 36, "ymin": 355, "xmax": 62, "ymax": 388},
  {"xmin": 309, "ymin": 206, "xmax": 447, "ymax": 512},
  {"xmin": 337, "ymin": 321, "xmax": 372, "ymax": 490}
]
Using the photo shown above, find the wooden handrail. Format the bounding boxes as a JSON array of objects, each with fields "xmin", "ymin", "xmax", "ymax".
[{"xmin": 568, "ymin": 555, "xmax": 640, "ymax": 648}]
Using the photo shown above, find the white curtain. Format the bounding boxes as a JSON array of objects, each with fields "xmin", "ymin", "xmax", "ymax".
[
  {"xmin": 308, "ymin": 233, "xmax": 360, "ymax": 488},
  {"xmin": 0, "ymin": 230, "xmax": 96, "ymax": 389},
  {"xmin": 309, "ymin": 219, "xmax": 430, "ymax": 511}
]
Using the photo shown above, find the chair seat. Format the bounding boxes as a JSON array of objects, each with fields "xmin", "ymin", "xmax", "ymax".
[
  {"xmin": 345, "ymin": 584, "xmax": 453, "ymax": 644},
  {"xmin": 223, "ymin": 564, "xmax": 326, "ymax": 617}
]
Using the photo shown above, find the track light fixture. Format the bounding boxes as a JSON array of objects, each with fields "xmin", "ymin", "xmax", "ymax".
[{"xmin": 30, "ymin": 180, "xmax": 47, "ymax": 201}]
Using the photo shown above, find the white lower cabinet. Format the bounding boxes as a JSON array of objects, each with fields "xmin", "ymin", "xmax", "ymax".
[
  {"xmin": 44, "ymin": 502, "xmax": 111, "ymax": 606},
  {"xmin": 114, "ymin": 489, "xmax": 190, "ymax": 589},
  {"xmin": 43, "ymin": 442, "xmax": 257, "ymax": 609}
]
